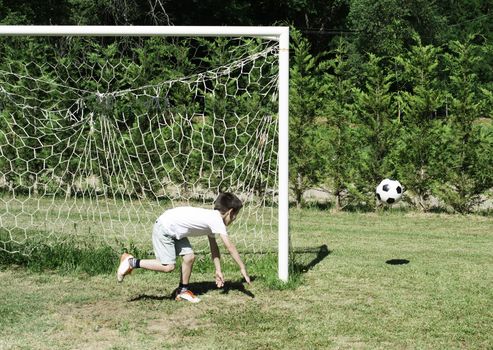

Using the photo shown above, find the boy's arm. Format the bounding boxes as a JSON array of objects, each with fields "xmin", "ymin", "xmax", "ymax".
[
  {"xmin": 219, "ymin": 233, "xmax": 251, "ymax": 284},
  {"xmin": 208, "ymin": 235, "xmax": 225, "ymax": 288}
]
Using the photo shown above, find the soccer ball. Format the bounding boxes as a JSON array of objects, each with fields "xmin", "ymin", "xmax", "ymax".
[{"xmin": 376, "ymin": 179, "xmax": 403, "ymax": 205}]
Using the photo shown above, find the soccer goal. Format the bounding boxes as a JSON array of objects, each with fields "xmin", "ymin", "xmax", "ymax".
[{"xmin": 0, "ymin": 26, "xmax": 290, "ymax": 281}]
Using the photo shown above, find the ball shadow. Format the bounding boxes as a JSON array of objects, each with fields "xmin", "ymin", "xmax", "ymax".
[{"xmin": 386, "ymin": 259, "xmax": 410, "ymax": 265}]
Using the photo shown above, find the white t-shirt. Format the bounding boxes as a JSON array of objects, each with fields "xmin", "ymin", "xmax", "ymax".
[{"xmin": 156, "ymin": 207, "xmax": 227, "ymax": 240}]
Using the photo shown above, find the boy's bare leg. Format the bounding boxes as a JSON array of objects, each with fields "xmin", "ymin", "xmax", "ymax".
[
  {"xmin": 139, "ymin": 259, "xmax": 175, "ymax": 272},
  {"xmin": 180, "ymin": 254, "xmax": 195, "ymax": 285},
  {"xmin": 118, "ymin": 256, "xmax": 174, "ymax": 282},
  {"xmin": 175, "ymin": 254, "xmax": 200, "ymax": 302}
]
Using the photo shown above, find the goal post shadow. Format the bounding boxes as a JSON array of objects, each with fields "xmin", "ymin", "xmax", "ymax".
[
  {"xmin": 127, "ymin": 245, "xmax": 330, "ymax": 303},
  {"xmin": 290, "ymin": 244, "xmax": 331, "ymax": 274}
]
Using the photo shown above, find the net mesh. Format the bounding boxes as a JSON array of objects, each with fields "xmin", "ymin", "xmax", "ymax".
[{"xmin": 0, "ymin": 35, "xmax": 280, "ymax": 254}]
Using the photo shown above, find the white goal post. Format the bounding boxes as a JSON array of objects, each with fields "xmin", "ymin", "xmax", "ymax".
[{"xmin": 0, "ymin": 25, "xmax": 290, "ymax": 281}]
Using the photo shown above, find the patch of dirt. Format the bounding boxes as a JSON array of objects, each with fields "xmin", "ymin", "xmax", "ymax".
[
  {"xmin": 51, "ymin": 300, "xmax": 129, "ymax": 349},
  {"xmin": 147, "ymin": 309, "xmax": 205, "ymax": 335},
  {"xmin": 52, "ymin": 298, "xmax": 216, "ymax": 347}
]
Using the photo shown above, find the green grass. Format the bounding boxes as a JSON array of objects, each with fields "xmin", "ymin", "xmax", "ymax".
[
  {"xmin": 0, "ymin": 210, "xmax": 492, "ymax": 349},
  {"xmin": 0, "ymin": 228, "xmax": 292, "ymax": 288}
]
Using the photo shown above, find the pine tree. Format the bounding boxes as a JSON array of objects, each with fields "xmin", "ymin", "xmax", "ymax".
[
  {"xmin": 352, "ymin": 54, "xmax": 397, "ymax": 207},
  {"xmin": 320, "ymin": 40, "xmax": 364, "ymax": 210},
  {"xmin": 436, "ymin": 39, "xmax": 493, "ymax": 213},
  {"xmin": 289, "ymin": 30, "xmax": 327, "ymax": 207},
  {"xmin": 391, "ymin": 42, "xmax": 446, "ymax": 210}
]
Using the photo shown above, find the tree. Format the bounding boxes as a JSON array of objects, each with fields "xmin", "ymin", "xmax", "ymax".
[
  {"xmin": 347, "ymin": 0, "xmax": 446, "ymax": 57},
  {"xmin": 319, "ymin": 39, "xmax": 364, "ymax": 210},
  {"xmin": 435, "ymin": 39, "xmax": 493, "ymax": 213},
  {"xmin": 352, "ymin": 54, "xmax": 397, "ymax": 206},
  {"xmin": 0, "ymin": 0, "xmax": 70, "ymax": 24},
  {"xmin": 436, "ymin": 0, "xmax": 492, "ymax": 42},
  {"xmin": 289, "ymin": 29, "xmax": 327, "ymax": 207},
  {"xmin": 391, "ymin": 41, "xmax": 447, "ymax": 210}
]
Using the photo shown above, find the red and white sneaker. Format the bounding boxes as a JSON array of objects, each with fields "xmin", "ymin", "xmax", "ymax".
[
  {"xmin": 117, "ymin": 253, "xmax": 133, "ymax": 282},
  {"xmin": 175, "ymin": 290, "xmax": 201, "ymax": 303}
]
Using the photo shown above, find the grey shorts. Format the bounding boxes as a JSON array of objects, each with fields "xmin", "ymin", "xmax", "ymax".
[{"xmin": 152, "ymin": 221, "xmax": 194, "ymax": 265}]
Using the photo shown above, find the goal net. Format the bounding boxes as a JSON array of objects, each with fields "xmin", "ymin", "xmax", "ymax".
[{"xmin": 0, "ymin": 26, "xmax": 289, "ymax": 278}]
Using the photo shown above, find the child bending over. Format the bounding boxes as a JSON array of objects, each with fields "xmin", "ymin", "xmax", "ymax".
[{"xmin": 117, "ymin": 192, "xmax": 251, "ymax": 303}]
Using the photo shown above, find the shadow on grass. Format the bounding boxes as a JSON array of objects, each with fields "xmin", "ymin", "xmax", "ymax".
[
  {"xmin": 292, "ymin": 244, "xmax": 331, "ymax": 274},
  {"xmin": 128, "ymin": 294, "xmax": 170, "ymax": 302},
  {"xmin": 386, "ymin": 259, "xmax": 410, "ymax": 265},
  {"xmin": 128, "ymin": 246, "xmax": 331, "ymax": 302},
  {"xmin": 189, "ymin": 278, "xmax": 256, "ymax": 298},
  {"xmin": 128, "ymin": 277, "xmax": 257, "ymax": 302}
]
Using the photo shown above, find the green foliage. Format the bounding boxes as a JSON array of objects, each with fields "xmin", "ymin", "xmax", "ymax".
[
  {"xmin": 319, "ymin": 40, "xmax": 365, "ymax": 210},
  {"xmin": 300, "ymin": 32, "xmax": 491, "ymax": 213},
  {"xmin": 348, "ymin": 0, "xmax": 416, "ymax": 57},
  {"xmin": 433, "ymin": 39, "xmax": 493, "ymax": 213},
  {"xmin": 0, "ymin": 35, "xmax": 277, "ymax": 199},
  {"xmin": 391, "ymin": 42, "xmax": 446, "ymax": 210},
  {"xmin": 351, "ymin": 54, "xmax": 398, "ymax": 207},
  {"xmin": 0, "ymin": 2, "xmax": 492, "ymax": 213},
  {"xmin": 436, "ymin": 0, "xmax": 493, "ymax": 43},
  {"xmin": 289, "ymin": 29, "xmax": 328, "ymax": 206}
]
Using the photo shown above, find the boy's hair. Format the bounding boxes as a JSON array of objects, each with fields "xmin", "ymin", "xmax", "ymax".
[{"xmin": 214, "ymin": 192, "xmax": 243, "ymax": 215}]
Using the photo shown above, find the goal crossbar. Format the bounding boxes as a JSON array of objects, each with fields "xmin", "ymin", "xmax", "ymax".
[
  {"xmin": 0, "ymin": 25, "xmax": 290, "ymax": 282},
  {"xmin": 0, "ymin": 25, "xmax": 285, "ymax": 39}
]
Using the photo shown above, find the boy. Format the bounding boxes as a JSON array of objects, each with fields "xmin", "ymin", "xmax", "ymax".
[{"xmin": 117, "ymin": 192, "xmax": 251, "ymax": 303}]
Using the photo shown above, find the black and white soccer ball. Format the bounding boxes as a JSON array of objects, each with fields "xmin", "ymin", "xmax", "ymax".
[{"xmin": 376, "ymin": 179, "xmax": 403, "ymax": 205}]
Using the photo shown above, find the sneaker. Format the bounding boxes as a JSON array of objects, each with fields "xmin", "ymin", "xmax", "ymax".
[
  {"xmin": 175, "ymin": 290, "xmax": 201, "ymax": 303},
  {"xmin": 117, "ymin": 253, "xmax": 133, "ymax": 282}
]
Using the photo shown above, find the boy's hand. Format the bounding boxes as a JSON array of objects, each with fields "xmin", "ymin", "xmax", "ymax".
[
  {"xmin": 215, "ymin": 271, "xmax": 225, "ymax": 288},
  {"xmin": 240, "ymin": 267, "xmax": 251, "ymax": 285}
]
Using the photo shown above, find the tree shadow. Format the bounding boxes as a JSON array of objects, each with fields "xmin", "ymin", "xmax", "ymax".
[{"xmin": 292, "ymin": 244, "xmax": 331, "ymax": 274}]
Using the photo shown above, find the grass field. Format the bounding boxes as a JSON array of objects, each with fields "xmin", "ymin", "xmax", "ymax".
[{"xmin": 1, "ymin": 209, "xmax": 492, "ymax": 349}]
